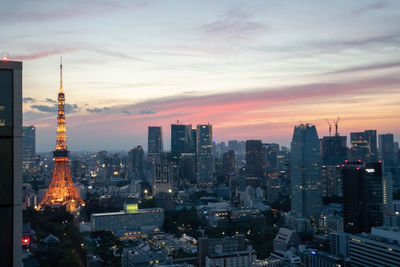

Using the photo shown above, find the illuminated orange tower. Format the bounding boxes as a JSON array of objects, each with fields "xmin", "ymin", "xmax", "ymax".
[{"xmin": 38, "ymin": 60, "xmax": 84, "ymax": 212}]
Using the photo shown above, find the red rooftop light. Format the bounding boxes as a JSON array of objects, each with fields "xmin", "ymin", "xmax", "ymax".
[
  {"xmin": 1, "ymin": 52, "xmax": 9, "ymax": 61},
  {"xmin": 22, "ymin": 236, "xmax": 30, "ymax": 245}
]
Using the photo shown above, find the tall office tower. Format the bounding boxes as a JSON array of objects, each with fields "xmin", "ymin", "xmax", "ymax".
[
  {"xmin": 320, "ymin": 135, "xmax": 347, "ymax": 165},
  {"xmin": 38, "ymin": 62, "xmax": 84, "ymax": 212},
  {"xmin": 0, "ymin": 59, "xmax": 22, "ymax": 267},
  {"xmin": 171, "ymin": 123, "xmax": 192, "ymax": 160},
  {"xmin": 322, "ymin": 165, "xmax": 342, "ymax": 197},
  {"xmin": 342, "ymin": 161, "xmax": 383, "ymax": 234},
  {"xmin": 180, "ymin": 153, "xmax": 196, "ymax": 184},
  {"xmin": 382, "ymin": 173, "xmax": 393, "ymax": 215},
  {"xmin": 148, "ymin": 126, "xmax": 163, "ymax": 159},
  {"xmin": 22, "ymin": 125, "xmax": 36, "ymax": 171},
  {"xmin": 379, "ymin": 134, "xmax": 395, "ymax": 171},
  {"xmin": 265, "ymin": 143, "xmax": 279, "ymax": 175},
  {"xmin": 245, "ymin": 140, "xmax": 265, "ymax": 179},
  {"xmin": 196, "ymin": 124, "xmax": 214, "ymax": 184},
  {"xmin": 191, "ymin": 128, "xmax": 197, "ymax": 153},
  {"xmin": 222, "ymin": 150, "xmax": 236, "ymax": 175},
  {"xmin": 290, "ymin": 124, "xmax": 322, "ymax": 220},
  {"xmin": 128, "ymin": 146, "xmax": 144, "ymax": 180},
  {"xmin": 350, "ymin": 130, "xmax": 377, "ymax": 163},
  {"xmin": 153, "ymin": 157, "xmax": 173, "ymax": 195},
  {"xmin": 71, "ymin": 159, "xmax": 81, "ymax": 180}
]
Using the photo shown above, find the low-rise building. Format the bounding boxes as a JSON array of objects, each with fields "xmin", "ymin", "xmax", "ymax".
[{"xmin": 91, "ymin": 205, "xmax": 164, "ymax": 238}]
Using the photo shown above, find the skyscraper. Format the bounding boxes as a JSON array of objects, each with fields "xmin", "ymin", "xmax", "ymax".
[
  {"xmin": 350, "ymin": 130, "xmax": 378, "ymax": 163},
  {"xmin": 342, "ymin": 161, "xmax": 383, "ymax": 234},
  {"xmin": 379, "ymin": 134, "xmax": 395, "ymax": 172},
  {"xmin": 196, "ymin": 124, "xmax": 214, "ymax": 184},
  {"xmin": 0, "ymin": 59, "xmax": 22, "ymax": 267},
  {"xmin": 290, "ymin": 124, "xmax": 322, "ymax": 219},
  {"xmin": 38, "ymin": 61, "xmax": 84, "ymax": 212},
  {"xmin": 320, "ymin": 135, "xmax": 347, "ymax": 165},
  {"xmin": 153, "ymin": 156, "xmax": 173, "ymax": 195},
  {"xmin": 264, "ymin": 143, "xmax": 279, "ymax": 176},
  {"xmin": 22, "ymin": 125, "xmax": 36, "ymax": 171},
  {"xmin": 171, "ymin": 123, "xmax": 192, "ymax": 161},
  {"xmin": 246, "ymin": 140, "xmax": 265, "ymax": 179},
  {"xmin": 148, "ymin": 126, "xmax": 163, "ymax": 159},
  {"xmin": 222, "ymin": 150, "xmax": 236, "ymax": 175},
  {"xmin": 128, "ymin": 145, "xmax": 144, "ymax": 180}
]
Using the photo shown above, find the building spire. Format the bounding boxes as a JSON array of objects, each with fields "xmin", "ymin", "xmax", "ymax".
[{"xmin": 60, "ymin": 56, "xmax": 63, "ymax": 93}]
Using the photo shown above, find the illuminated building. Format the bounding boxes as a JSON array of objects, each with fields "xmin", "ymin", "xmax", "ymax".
[
  {"xmin": 196, "ymin": 124, "xmax": 214, "ymax": 184},
  {"xmin": 152, "ymin": 156, "xmax": 173, "ymax": 194},
  {"xmin": 38, "ymin": 61, "xmax": 84, "ymax": 212},
  {"xmin": 91, "ymin": 205, "xmax": 164, "ymax": 236},
  {"xmin": 350, "ymin": 130, "xmax": 378, "ymax": 163},
  {"xmin": 0, "ymin": 59, "xmax": 23, "ymax": 267},
  {"xmin": 22, "ymin": 125, "xmax": 36, "ymax": 171}
]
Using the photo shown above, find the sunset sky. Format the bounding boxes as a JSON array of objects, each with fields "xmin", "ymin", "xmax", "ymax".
[{"xmin": 3, "ymin": 0, "xmax": 400, "ymax": 151}]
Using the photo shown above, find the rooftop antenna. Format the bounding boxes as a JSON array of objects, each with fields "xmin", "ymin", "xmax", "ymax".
[
  {"xmin": 334, "ymin": 116, "xmax": 340, "ymax": 136},
  {"xmin": 326, "ymin": 119, "xmax": 332, "ymax": 137},
  {"xmin": 60, "ymin": 56, "xmax": 63, "ymax": 93}
]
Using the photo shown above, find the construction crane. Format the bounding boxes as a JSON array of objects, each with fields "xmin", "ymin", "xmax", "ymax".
[
  {"xmin": 334, "ymin": 116, "xmax": 340, "ymax": 136},
  {"xmin": 326, "ymin": 119, "xmax": 332, "ymax": 137}
]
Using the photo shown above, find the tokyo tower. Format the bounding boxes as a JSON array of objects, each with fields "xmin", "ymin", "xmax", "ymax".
[{"xmin": 38, "ymin": 60, "xmax": 84, "ymax": 212}]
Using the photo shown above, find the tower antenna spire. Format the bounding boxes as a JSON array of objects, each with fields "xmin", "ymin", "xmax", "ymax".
[{"xmin": 60, "ymin": 56, "xmax": 63, "ymax": 93}]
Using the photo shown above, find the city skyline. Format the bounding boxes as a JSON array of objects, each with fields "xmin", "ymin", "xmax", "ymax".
[{"xmin": 3, "ymin": 0, "xmax": 400, "ymax": 151}]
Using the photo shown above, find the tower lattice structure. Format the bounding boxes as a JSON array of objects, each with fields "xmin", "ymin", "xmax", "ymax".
[{"xmin": 38, "ymin": 61, "xmax": 84, "ymax": 212}]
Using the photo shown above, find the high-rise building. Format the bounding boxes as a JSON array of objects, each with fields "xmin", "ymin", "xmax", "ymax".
[
  {"xmin": 22, "ymin": 125, "xmax": 36, "ymax": 171},
  {"xmin": 171, "ymin": 123, "xmax": 192, "ymax": 160},
  {"xmin": 321, "ymin": 165, "xmax": 342, "ymax": 196},
  {"xmin": 320, "ymin": 135, "xmax": 347, "ymax": 165},
  {"xmin": 379, "ymin": 134, "xmax": 395, "ymax": 172},
  {"xmin": 342, "ymin": 161, "xmax": 383, "ymax": 234},
  {"xmin": 148, "ymin": 126, "xmax": 163, "ymax": 159},
  {"xmin": 264, "ymin": 143, "xmax": 279, "ymax": 174},
  {"xmin": 350, "ymin": 130, "xmax": 378, "ymax": 163},
  {"xmin": 382, "ymin": 173, "xmax": 393, "ymax": 215},
  {"xmin": 222, "ymin": 150, "xmax": 236, "ymax": 175},
  {"xmin": 290, "ymin": 124, "xmax": 322, "ymax": 219},
  {"xmin": 38, "ymin": 61, "xmax": 84, "ymax": 212},
  {"xmin": 191, "ymin": 128, "xmax": 197, "ymax": 153},
  {"xmin": 246, "ymin": 140, "xmax": 265, "ymax": 179},
  {"xmin": 128, "ymin": 146, "xmax": 144, "ymax": 179},
  {"xmin": 196, "ymin": 124, "xmax": 214, "ymax": 184},
  {"xmin": 0, "ymin": 59, "xmax": 22, "ymax": 267},
  {"xmin": 152, "ymin": 159, "xmax": 173, "ymax": 195}
]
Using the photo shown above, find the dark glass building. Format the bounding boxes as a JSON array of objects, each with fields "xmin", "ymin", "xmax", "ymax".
[
  {"xmin": 171, "ymin": 124, "xmax": 192, "ymax": 160},
  {"xmin": 148, "ymin": 126, "xmax": 163, "ymax": 159},
  {"xmin": 222, "ymin": 150, "xmax": 236, "ymax": 175},
  {"xmin": 379, "ymin": 133, "xmax": 395, "ymax": 172},
  {"xmin": 245, "ymin": 140, "xmax": 265, "ymax": 179},
  {"xmin": 128, "ymin": 146, "xmax": 144, "ymax": 179},
  {"xmin": 0, "ymin": 60, "xmax": 22, "ymax": 266},
  {"xmin": 320, "ymin": 135, "xmax": 347, "ymax": 165},
  {"xmin": 342, "ymin": 161, "xmax": 383, "ymax": 234},
  {"xmin": 264, "ymin": 143, "xmax": 279, "ymax": 175}
]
